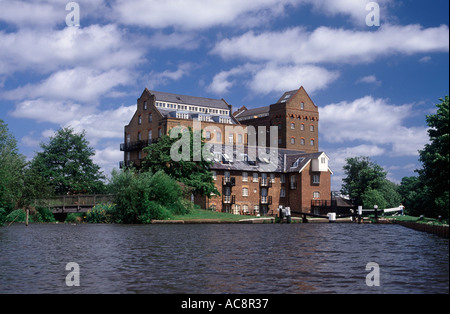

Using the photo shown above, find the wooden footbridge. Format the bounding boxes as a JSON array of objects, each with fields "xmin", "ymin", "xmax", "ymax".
[{"xmin": 35, "ymin": 194, "xmax": 115, "ymax": 214}]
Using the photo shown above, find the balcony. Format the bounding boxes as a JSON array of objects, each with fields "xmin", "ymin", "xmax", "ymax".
[
  {"xmin": 260, "ymin": 196, "xmax": 272, "ymax": 205},
  {"xmin": 223, "ymin": 195, "xmax": 236, "ymax": 204},
  {"xmin": 120, "ymin": 139, "xmax": 156, "ymax": 152},
  {"xmin": 222, "ymin": 177, "xmax": 236, "ymax": 187},
  {"xmin": 260, "ymin": 178, "xmax": 272, "ymax": 188}
]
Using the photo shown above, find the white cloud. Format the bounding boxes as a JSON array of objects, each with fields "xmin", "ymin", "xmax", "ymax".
[
  {"xmin": 0, "ymin": 24, "xmax": 145, "ymax": 75},
  {"xmin": 5, "ymin": 67, "xmax": 133, "ymax": 103},
  {"xmin": 320, "ymin": 96, "xmax": 428, "ymax": 157},
  {"xmin": 249, "ymin": 63, "xmax": 339, "ymax": 95},
  {"xmin": 112, "ymin": 0, "xmax": 298, "ymax": 30},
  {"xmin": 10, "ymin": 99, "xmax": 96, "ymax": 124},
  {"xmin": 93, "ymin": 144, "xmax": 124, "ymax": 176},
  {"xmin": 212, "ymin": 24, "xmax": 449, "ymax": 65},
  {"xmin": 207, "ymin": 63, "xmax": 338, "ymax": 95},
  {"xmin": 356, "ymin": 75, "xmax": 381, "ymax": 85}
]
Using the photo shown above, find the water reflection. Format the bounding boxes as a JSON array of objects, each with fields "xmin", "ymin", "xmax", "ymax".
[{"xmin": 0, "ymin": 223, "xmax": 448, "ymax": 294}]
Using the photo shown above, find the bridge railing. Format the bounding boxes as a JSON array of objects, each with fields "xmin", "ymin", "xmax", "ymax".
[{"xmin": 34, "ymin": 194, "xmax": 115, "ymax": 212}]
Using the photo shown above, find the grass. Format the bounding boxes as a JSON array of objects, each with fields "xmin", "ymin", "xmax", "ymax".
[
  {"xmin": 386, "ymin": 215, "xmax": 449, "ymax": 226},
  {"xmin": 171, "ymin": 208, "xmax": 265, "ymax": 222}
]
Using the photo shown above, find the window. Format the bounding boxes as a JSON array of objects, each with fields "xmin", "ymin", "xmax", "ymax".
[
  {"xmin": 310, "ymin": 139, "xmax": 315, "ymax": 146},
  {"xmin": 313, "ymin": 175, "xmax": 320, "ymax": 184},
  {"xmin": 138, "ymin": 115, "xmax": 142, "ymax": 125},
  {"xmin": 291, "ymin": 137, "xmax": 295, "ymax": 144},
  {"xmin": 252, "ymin": 173, "xmax": 258, "ymax": 182},
  {"xmin": 321, "ymin": 157, "xmax": 326, "ymax": 164},
  {"xmin": 238, "ymin": 134, "xmax": 243, "ymax": 144},
  {"xmin": 205, "ymin": 131, "xmax": 211, "ymax": 140},
  {"xmin": 270, "ymin": 173, "xmax": 275, "ymax": 183},
  {"xmin": 300, "ymin": 102, "xmax": 305, "ymax": 110},
  {"xmin": 216, "ymin": 131, "xmax": 221, "ymax": 141},
  {"xmin": 143, "ymin": 101, "xmax": 147, "ymax": 110},
  {"xmin": 278, "ymin": 138, "xmax": 282, "ymax": 145},
  {"xmin": 280, "ymin": 174, "xmax": 286, "ymax": 183},
  {"xmin": 242, "ymin": 172, "xmax": 248, "ymax": 182},
  {"xmin": 301, "ymin": 124, "xmax": 305, "ymax": 131},
  {"xmin": 280, "ymin": 188, "xmax": 286, "ymax": 198},
  {"xmin": 301, "ymin": 138, "xmax": 305, "ymax": 145},
  {"xmin": 313, "ymin": 191, "xmax": 321, "ymax": 199},
  {"xmin": 138, "ymin": 132, "xmax": 141, "ymax": 140},
  {"xmin": 242, "ymin": 204, "xmax": 249, "ymax": 213},
  {"xmin": 211, "ymin": 171, "xmax": 216, "ymax": 180},
  {"xmin": 310, "ymin": 125, "xmax": 315, "ymax": 132},
  {"xmin": 291, "ymin": 122, "xmax": 295, "ymax": 129},
  {"xmin": 228, "ymin": 133, "xmax": 233, "ymax": 144},
  {"xmin": 158, "ymin": 128, "xmax": 162, "ymax": 137},
  {"xmin": 148, "ymin": 130, "xmax": 152, "ymax": 141},
  {"xmin": 148, "ymin": 113, "xmax": 152, "ymax": 123},
  {"xmin": 242, "ymin": 188, "xmax": 249, "ymax": 197}
]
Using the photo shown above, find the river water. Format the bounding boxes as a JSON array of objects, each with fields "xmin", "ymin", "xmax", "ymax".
[{"xmin": 0, "ymin": 223, "xmax": 448, "ymax": 294}]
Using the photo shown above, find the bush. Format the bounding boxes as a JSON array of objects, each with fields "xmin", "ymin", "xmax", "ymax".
[
  {"xmin": 65, "ymin": 213, "xmax": 84, "ymax": 223},
  {"xmin": 86, "ymin": 204, "xmax": 116, "ymax": 223},
  {"xmin": 35, "ymin": 206, "xmax": 56, "ymax": 223},
  {"xmin": 108, "ymin": 169, "xmax": 192, "ymax": 223},
  {"xmin": 5, "ymin": 209, "xmax": 28, "ymax": 223}
]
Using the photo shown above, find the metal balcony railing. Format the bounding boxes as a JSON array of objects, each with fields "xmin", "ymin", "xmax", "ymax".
[{"xmin": 223, "ymin": 195, "xmax": 236, "ymax": 204}]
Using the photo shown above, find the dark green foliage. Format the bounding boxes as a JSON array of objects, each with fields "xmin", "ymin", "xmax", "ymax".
[
  {"xmin": 0, "ymin": 119, "xmax": 27, "ymax": 211},
  {"xmin": 30, "ymin": 127, "xmax": 105, "ymax": 195},
  {"xmin": 142, "ymin": 127, "xmax": 219, "ymax": 197},
  {"xmin": 416, "ymin": 96, "xmax": 449, "ymax": 218},
  {"xmin": 108, "ymin": 169, "xmax": 192, "ymax": 224}
]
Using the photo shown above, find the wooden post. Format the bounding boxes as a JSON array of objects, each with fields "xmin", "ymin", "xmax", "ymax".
[
  {"xmin": 26, "ymin": 209, "xmax": 29, "ymax": 227},
  {"xmin": 374, "ymin": 205, "xmax": 378, "ymax": 223},
  {"xmin": 358, "ymin": 206, "xmax": 362, "ymax": 224}
]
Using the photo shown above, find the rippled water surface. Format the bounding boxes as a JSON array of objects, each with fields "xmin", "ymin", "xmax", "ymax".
[{"xmin": 0, "ymin": 223, "xmax": 448, "ymax": 293}]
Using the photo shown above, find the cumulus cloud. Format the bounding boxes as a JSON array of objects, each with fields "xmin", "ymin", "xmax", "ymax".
[
  {"xmin": 212, "ymin": 24, "xmax": 449, "ymax": 65},
  {"xmin": 320, "ymin": 96, "xmax": 428, "ymax": 156},
  {"xmin": 5, "ymin": 67, "xmax": 133, "ymax": 103},
  {"xmin": 111, "ymin": 0, "xmax": 298, "ymax": 30},
  {"xmin": 0, "ymin": 24, "xmax": 144, "ymax": 75}
]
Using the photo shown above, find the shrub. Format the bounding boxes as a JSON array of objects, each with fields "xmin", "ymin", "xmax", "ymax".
[
  {"xmin": 5, "ymin": 209, "xmax": 28, "ymax": 223},
  {"xmin": 35, "ymin": 206, "xmax": 56, "ymax": 223},
  {"xmin": 65, "ymin": 213, "xmax": 83, "ymax": 223},
  {"xmin": 109, "ymin": 169, "xmax": 192, "ymax": 223},
  {"xmin": 86, "ymin": 204, "xmax": 116, "ymax": 223}
]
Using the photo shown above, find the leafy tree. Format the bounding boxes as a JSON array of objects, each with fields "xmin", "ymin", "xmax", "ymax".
[
  {"xmin": 0, "ymin": 119, "xmax": 27, "ymax": 212},
  {"xmin": 341, "ymin": 156, "xmax": 387, "ymax": 206},
  {"xmin": 30, "ymin": 127, "xmax": 105, "ymax": 195},
  {"xmin": 142, "ymin": 127, "xmax": 219, "ymax": 197},
  {"xmin": 416, "ymin": 96, "xmax": 449, "ymax": 218},
  {"xmin": 361, "ymin": 188, "xmax": 387, "ymax": 209},
  {"xmin": 398, "ymin": 176, "xmax": 430, "ymax": 216}
]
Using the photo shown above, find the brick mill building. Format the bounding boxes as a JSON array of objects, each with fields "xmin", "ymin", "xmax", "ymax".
[{"xmin": 121, "ymin": 86, "xmax": 333, "ymax": 216}]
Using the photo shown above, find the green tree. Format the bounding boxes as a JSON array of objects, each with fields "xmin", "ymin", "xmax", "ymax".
[
  {"xmin": 142, "ymin": 127, "xmax": 219, "ymax": 197},
  {"xmin": 0, "ymin": 119, "xmax": 27, "ymax": 212},
  {"xmin": 30, "ymin": 127, "xmax": 105, "ymax": 195},
  {"xmin": 340, "ymin": 156, "xmax": 387, "ymax": 206},
  {"xmin": 417, "ymin": 96, "xmax": 449, "ymax": 218},
  {"xmin": 398, "ymin": 176, "xmax": 430, "ymax": 216}
]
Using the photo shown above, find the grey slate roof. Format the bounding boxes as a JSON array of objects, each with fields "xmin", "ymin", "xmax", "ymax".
[
  {"xmin": 149, "ymin": 90, "xmax": 229, "ymax": 110},
  {"xmin": 207, "ymin": 144, "xmax": 326, "ymax": 173}
]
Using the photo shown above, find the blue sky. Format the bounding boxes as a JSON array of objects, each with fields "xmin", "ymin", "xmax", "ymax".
[{"xmin": 1, "ymin": 0, "xmax": 448, "ymax": 190}]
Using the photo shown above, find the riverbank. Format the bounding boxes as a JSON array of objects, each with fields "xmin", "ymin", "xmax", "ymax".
[{"xmin": 391, "ymin": 219, "xmax": 449, "ymax": 238}]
